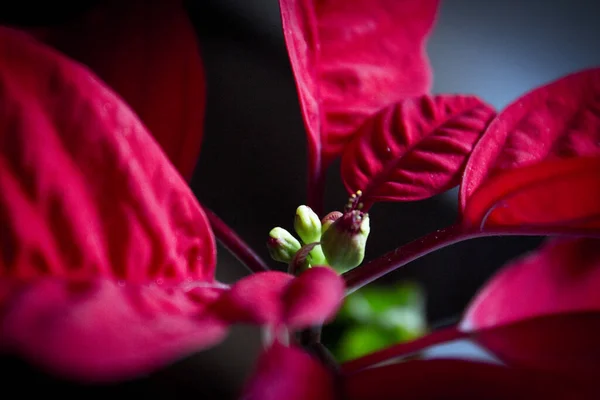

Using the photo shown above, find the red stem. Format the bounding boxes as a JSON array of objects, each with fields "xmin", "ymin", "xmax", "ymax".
[
  {"xmin": 341, "ymin": 325, "xmax": 466, "ymax": 375},
  {"xmin": 343, "ymin": 224, "xmax": 470, "ymax": 293},
  {"xmin": 307, "ymin": 152, "xmax": 326, "ymax": 217},
  {"xmin": 202, "ymin": 205, "xmax": 270, "ymax": 274},
  {"xmin": 343, "ymin": 224, "xmax": 600, "ymax": 293}
]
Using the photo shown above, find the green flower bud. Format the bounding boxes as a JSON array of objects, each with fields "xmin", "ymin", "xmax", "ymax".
[
  {"xmin": 267, "ymin": 227, "xmax": 301, "ymax": 263},
  {"xmin": 321, "ymin": 210, "xmax": 370, "ymax": 273},
  {"xmin": 294, "ymin": 205, "xmax": 322, "ymax": 244},
  {"xmin": 321, "ymin": 211, "xmax": 343, "ymax": 234}
]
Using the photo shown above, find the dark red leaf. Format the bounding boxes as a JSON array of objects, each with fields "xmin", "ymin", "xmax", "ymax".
[
  {"xmin": 217, "ymin": 267, "xmax": 344, "ymax": 330},
  {"xmin": 240, "ymin": 342, "xmax": 336, "ymax": 400},
  {"xmin": 462, "ymin": 156, "xmax": 600, "ymax": 231},
  {"xmin": 341, "ymin": 95, "xmax": 495, "ymax": 203},
  {"xmin": 460, "ymin": 68, "xmax": 600, "ymax": 229},
  {"xmin": 0, "ymin": 27, "xmax": 217, "ymax": 380},
  {"xmin": 462, "ymin": 239, "xmax": 600, "ymax": 377},
  {"xmin": 472, "ymin": 314, "xmax": 600, "ymax": 382},
  {"xmin": 280, "ymin": 0, "xmax": 440, "ymax": 166},
  {"xmin": 344, "ymin": 358, "xmax": 596, "ymax": 399},
  {"xmin": 29, "ymin": 0, "xmax": 206, "ymax": 180}
]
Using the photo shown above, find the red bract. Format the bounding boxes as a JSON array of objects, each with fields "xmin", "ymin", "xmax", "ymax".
[
  {"xmin": 341, "ymin": 95, "xmax": 495, "ymax": 204},
  {"xmin": 0, "ymin": 27, "xmax": 345, "ymax": 382},
  {"xmin": 460, "ymin": 68, "xmax": 600, "ymax": 231},
  {"xmin": 28, "ymin": 0, "xmax": 206, "ymax": 180},
  {"xmin": 462, "ymin": 238, "xmax": 600, "ymax": 377},
  {"xmin": 280, "ymin": 0, "xmax": 440, "ymax": 209}
]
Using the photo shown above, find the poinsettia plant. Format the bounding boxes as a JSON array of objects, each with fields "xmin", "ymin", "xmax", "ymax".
[{"xmin": 0, "ymin": 0, "xmax": 599, "ymax": 399}]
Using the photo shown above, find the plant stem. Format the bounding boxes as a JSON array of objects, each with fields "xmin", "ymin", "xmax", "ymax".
[
  {"xmin": 307, "ymin": 152, "xmax": 326, "ymax": 217},
  {"xmin": 343, "ymin": 224, "xmax": 600, "ymax": 293},
  {"xmin": 202, "ymin": 205, "xmax": 270, "ymax": 274},
  {"xmin": 341, "ymin": 325, "xmax": 466, "ymax": 375},
  {"xmin": 343, "ymin": 224, "xmax": 470, "ymax": 293}
]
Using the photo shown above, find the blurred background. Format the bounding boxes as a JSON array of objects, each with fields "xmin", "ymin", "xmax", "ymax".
[{"xmin": 1, "ymin": 0, "xmax": 599, "ymax": 398}]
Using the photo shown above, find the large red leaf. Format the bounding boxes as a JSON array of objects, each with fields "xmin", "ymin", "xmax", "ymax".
[
  {"xmin": 462, "ymin": 156, "xmax": 600, "ymax": 231},
  {"xmin": 280, "ymin": 0, "xmax": 440, "ymax": 167},
  {"xmin": 240, "ymin": 342, "xmax": 336, "ymax": 400},
  {"xmin": 344, "ymin": 358, "xmax": 596, "ymax": 399},
  {"xmin": 29, "ymin": 0, "xmax": 206, "ymax": 180},
  {"xmin": 0, "ymin": 27, "xmax": 217, "ymax": 380},
  {"xmin": 460, "ymin": 68, "xmax": 600, "ymax": 226},
  {"xmin": 462, "ymin": 239, "xmax": 600, "ymax": 377},
  {"xmin": 341, "ymin": 95, "xmax": 495, "ymax": 203}
]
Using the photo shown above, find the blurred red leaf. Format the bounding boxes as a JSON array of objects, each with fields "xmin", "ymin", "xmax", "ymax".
[
  {"xmin": 460, "ymin": 68, "xmax": 600, "ymax": 230},
  {"xmin": 216, "ymin": 267, "xmax": 344, "ymax": 330},
  {"xmin": 279, "ymin": 0, "xmax": 440, "ymax": 167},
  {"xmin": 341, "ymin": 95, "xmax": 495, "ymax": 203},
  {"xmin": 344, "ymin": 358, "xmax": 595, "ymax": 399},
  {"xmin": 0, "ymin": 27, "xmax": 217, "ymax": 380},
  {"xmin": 241, "ymin": 342, "xmax": 336, "ymax": 400},
  {"xmin": 30, "ymin": 0, "xmax": 206, "ymax": 180},
  {"xmin": 462, "ymin": 238, "xmax": 600, "ymax": 378}
]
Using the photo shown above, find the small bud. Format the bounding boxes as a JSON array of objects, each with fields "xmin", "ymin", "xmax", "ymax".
[
  {"xmin": 294, "ymin": 205, "xmax": 322, "ymax": 244},
  {"xmin": 321, "ymin": 210, "xmax": 370, "ymax": 273},
  {"xmin": 321, "ymin": 211, "xmax": 343, "ymax": 234},
  {"xmin": 267, "ymin": 227, "xmax": 301, "ymax": 263}
]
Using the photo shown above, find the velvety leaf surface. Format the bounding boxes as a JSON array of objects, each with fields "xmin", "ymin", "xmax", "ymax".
[
  {"xmin": 0, "ymin": 27, "xmax": 217, "ymax": 380},
  {"xmin": 462, "ymin": 239, "xmax": 600, "ymax": 377},
  {"xmin": 344, "ymin": 359, "xmax": 595, "ymax": 399},
  {"xmin": 217, "ymin": 267, "xmax": 344, "ymax": 330},
  {"xmin": 342, "ymin": 95, "xmax": 495, "ymax": 203},
  {"xmin": 462, "ymin": 156, "xmax": 600, "ymax": 230},
  {"xmin": 240, "ymin": 342, "xmax": 336, "ymax": 400},
  {"xmin": 29, "ymin": 0, "xmax": 206, "ymax": 180},
  {"xmin": 280, "ymin": 0, "xmax": 440, "ymax": 166},
  {"xmin": 460, "ymin": 68, "xmax": 600, "ymax": 214}
]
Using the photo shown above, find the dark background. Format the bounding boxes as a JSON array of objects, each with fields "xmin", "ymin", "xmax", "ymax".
[{"xmin": 1, "ymin": 0, "xmax": 599, "ymax": 398}]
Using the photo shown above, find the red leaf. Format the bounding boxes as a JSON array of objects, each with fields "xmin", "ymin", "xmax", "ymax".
[
  {"xmin": 460, "ymin": 68, "xmax": 600, "ymax": 227},
  {"xmin": 0, "ymin": 28, "xmax": 217, "ymax": 380},
  {"xmin": 0, "ymin": 27, "xmax": 215, "ymax": 283},
  {"xmin": 462, "ymin": 239, "xmax": 600, "ymax": 377},
  {"xmin": 283, "ymin": 265, "xmax": 344, "ymax": 328},
  {"xmin": 240, "ymin": 342, "xmax": 336, "ymax": 400},
  {"xmin": 217, "ymin": 267, "xmax": 344, "ymax": 329},
  {"xmin": 0, "ymin": 279, "xmax": 228, "ymax": 381},
  {"xmin": 29, "ymin": 0, "xmax": 206, "ymax": 180},
  {"xmin": 472, "ymin": 314, "xmax": 600, "ymax": 382},
  {"xmin": 280, "ymin": 0, "xmax": 440, "ymax": 166},
  {"xmin": 464, "ymin": 238, "xmax": 600, "ymax": 329},
  {"xmin": 462, "ymin": 156, "xmax": 600, "ymax": 231},
  {"xmin": 341, "ymin": 95, "xmax": 495, "ymax": 203},
  {"xmin": 344, "ymin": 358, "xmax": 595, "ymax": 399}
]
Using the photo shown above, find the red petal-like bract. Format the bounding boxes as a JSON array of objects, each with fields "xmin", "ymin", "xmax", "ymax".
[
  {"xmin": 0, "ymin": 28, "xmax": 218, "ymax": 380},
  {"xmin": 240, "ymin": 342, "xmax": 336, "ymax": 400},
  {"xmin": 341, "ymin": 95, "xmax": 495, "ymax": 203},
  {"xmin": 462, "ymin": 239, "xmax": 600, "ymax": 377},
  {"xmin": 344, "ymin": 359, "xmax": 595, "ymax": 399},
  {"xmin": 462, "ymin": 156, "xmax": 600, "ymax": 231},
  {"xmin": 217, "ymin": 267, "xmax": 344, "ymax": 330},
  {"xmin": 30, "ymin": 0, "xmax": 206, "ymax": 180},
  {"xmin": 280, "ymin": 0, "xmax": 440, "ymax": 166},
  {"xmin": 460, "ymin": 68, "xmax": 600, "ymax": 230}
]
